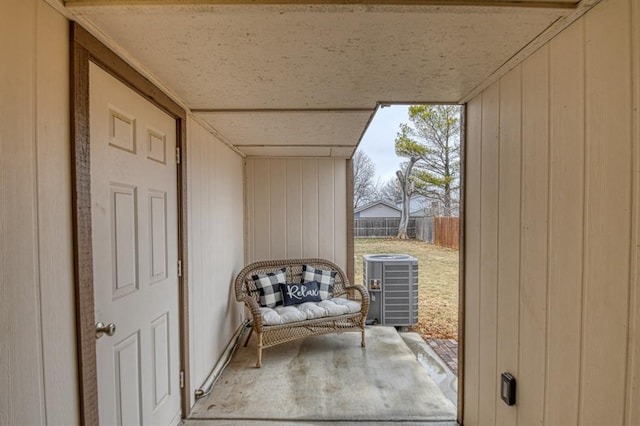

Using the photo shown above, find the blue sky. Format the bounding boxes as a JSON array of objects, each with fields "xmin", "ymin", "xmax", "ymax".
[{"xmin": 356, "ymin": 105, "xmax": 410, "ymax": 184}]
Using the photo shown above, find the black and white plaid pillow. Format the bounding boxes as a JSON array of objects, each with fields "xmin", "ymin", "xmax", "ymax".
[
  {"xmin": 251, "ymin": 268, "xmax": 286, "ymax": 308},
  {"xmin": 301, "ymin": 265, "xmax": 336, "ymax": 300}
]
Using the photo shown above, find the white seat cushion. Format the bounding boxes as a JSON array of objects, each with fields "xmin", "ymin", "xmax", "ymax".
[{"xmin": 259, "ymin": 298, "xmax": 362, "ymax": 326}]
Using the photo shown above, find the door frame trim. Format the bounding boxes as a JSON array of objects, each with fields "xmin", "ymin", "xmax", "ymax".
[
  {"xmin": 458, "ymin": 103, "xmax": 466, "ymax": 425},
  {"xmin": 70, "ymin": 22, "xmax": 191, "ymax": 425}
]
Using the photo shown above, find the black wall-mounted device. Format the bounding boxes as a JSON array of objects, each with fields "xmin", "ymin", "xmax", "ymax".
[{"xmin": 501, "ymin": 373, "xmax": 516, "ymax": 406}]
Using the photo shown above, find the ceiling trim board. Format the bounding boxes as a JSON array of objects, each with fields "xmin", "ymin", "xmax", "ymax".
[
  {"xmin": 350, "ymin": 105, "xmax": 381, "ymax": 159},
  {"xmin": 245, "ymin": 155, "xmax": 348, "ymax": 158},
  {"xmin": 459, "ymin": 0, "xmax": 601, "ymax": 103},
  {"xmin": 236, "ymin": 144, "xmax": 356, "ymax": 147},
  {"xmin": 193, "ymin": 108, "xmax": 375, "ymax": 113},
  {"xmin": 188, "ymin": 113, "xmax": 247, "ymax": 157},
  {"xmin": 377, "ymin": 101, "xmax": 463, "ymax": 107},
  {"xmin": 65, "ymin": 0, "xmax": 578, "ymax": 9},
  {"xmin": 43, "ymin": 0, "xmax": 73, "ymax": 19},
  {"xmin": 331, "ymin": 146, "xmax": 357, "ymax": 157}
]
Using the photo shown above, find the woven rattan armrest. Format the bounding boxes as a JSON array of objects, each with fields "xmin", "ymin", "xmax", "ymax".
[{"xmin": 239, "ymin": 295, "xmax": 263, "ymax": 329}]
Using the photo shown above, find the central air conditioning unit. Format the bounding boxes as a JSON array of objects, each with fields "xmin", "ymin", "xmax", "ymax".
[{"xmin": 363, "ymin": 254, "xmax": 418, "ymax": 327}]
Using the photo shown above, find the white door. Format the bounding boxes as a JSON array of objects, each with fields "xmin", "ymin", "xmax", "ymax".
[{"xmin": 90, "ymin": 62, "xmax": 181, "ymax": 425}]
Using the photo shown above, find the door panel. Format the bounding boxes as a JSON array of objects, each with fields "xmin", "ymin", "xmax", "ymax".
[
  {"xmin": 111, "ymin": 184, "xmax": 138, "ymax": 298},
  {"xmin": 90, "ymin": 62, "xmax": 180, "ymax": 425},
  {"xmin": 114, "ymin": 332, "xmax": 142, "ymax": 426},
  {"xmin": 149, "ymin": 191, "xmax": 168, "ymax": 283},
  {"xmin": 151, "ymin": 313, "xmax": 171, "ymax": 408}
]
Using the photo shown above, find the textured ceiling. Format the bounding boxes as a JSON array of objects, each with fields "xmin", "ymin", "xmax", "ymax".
[{"xmin": 70, "ymin": 3, "xmax": 572, "ymax": 157}]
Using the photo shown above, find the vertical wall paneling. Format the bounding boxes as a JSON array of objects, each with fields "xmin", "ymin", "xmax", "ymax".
[
  {"xmin": 187, "ymin": 118, "xmax": 245, "ymax": 400},
  {"xmin": 245, "ymin": 159, "xmax": 255, "ymax": 262},
  {"xmin": 1, "ymin": 1, "xmax": 79, "ymax": 423},
  {"xmin": 302, "ymin": 159, "xmax": 320, "ymax": 259},
  {"xmin": 333, "ymin": 161, "xmax": 347, "ymax": 271},
  {"xmin": 203, "ymin": 122, "xmax": 214, "ymax": 373},
  {"xmin": 197, "ymin": 122, "xmax": 207, "ymax": 376},
  {"xmin": 194, "ymin": 121, "xmax": 206, "ymax": 384},
  {"xmin": 495, "ymin": 65, "xmax": 521, "ymax": 426},
  {"xmin": 519, "ymin": 46, "xmax": 550, "ymax": 426},
  {"xmin": 187, "ymin": 120, "xmax": 202, "ymax": 379},
  {"xmin": 269, "ymin": 159, "xmax": 287, "ymax": 259},
  {"xmin": 217, "ymin": 126, "xmax": 244, "ymax": 331},
  {"xmin": 246, "ymin": 158, "xmax": 347, "ymax": 270},
  {"xmin": 464, "ymin": 0, "xmax": 638, "ymax": 424},
  {"xmin": 35, "ymin": 2, "xmax": 78, "ymax": 424},
  {"xmin": 628, "ymin": 0, "xmax": 640, "ymax": 423},
  {"xmin": 581, "ymin": 0, "xmax": 632, "ymax": 423},
  {"xmin": 545, "ymin": 20, "xmax": 585, "ymax": 426},
  {"xmin": 478, "ymin": 82, "xmax": 499, "ymax": 426},
  {"xmin": 463, "ymin": 96, "xmax": 482, "ymax": 426},
  {"xmin": 286, "ymin": 160, "xmax": 303, "ymax": 258},
  {"xmin": 318, "ymin": 159, "xmax": 335, "ymax": 261},
  {"xmin": 345, "ymin": 159, "xmax": 355, "ymax": 285},
  {"xmin": 0, "ymin": 1, "xmax": 45, "ymax": 424},
  {"xmin": 252, "ymin": 160, "xmax": 272, "ymax": 260}
]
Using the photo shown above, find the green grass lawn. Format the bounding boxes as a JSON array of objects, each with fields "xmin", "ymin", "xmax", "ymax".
[{"xmin": 355, "ymin": 238, "xmax": 459, "ymax": 340}]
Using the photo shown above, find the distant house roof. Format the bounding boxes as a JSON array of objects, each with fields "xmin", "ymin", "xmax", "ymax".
[
  {"xmin": 354, "ymin": 199, "xmax": 401, "ymax": 215},
  {"xmin": 356, "ymin": 199, "xmax": 429, "ymax": 218},
  {"xmin": 394, "ymin": 195, "xmax": 434, "ymax": 212}
]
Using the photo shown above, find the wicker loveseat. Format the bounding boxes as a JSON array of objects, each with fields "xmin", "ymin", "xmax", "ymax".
[{"xmin": 234, "ymin": 258, "xmax": 370, "ymax": 367}]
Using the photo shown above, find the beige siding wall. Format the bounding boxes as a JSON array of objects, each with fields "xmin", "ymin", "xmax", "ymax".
[
  {"xmin": 0, "ymin": 1, "xmax": 79, "ymax": 425},
  {"xmin": 629, "ymin": 0, "xmax": 640, "ymax": 422},
  {"xmin": 245, "ymin": 158, "xmax": 348, "ymax": 272},
  {"xmin": 464, "ymin": 0, "xmax": 640, "ymax": 424},
  {"xmin": 186, "ymin": 118, "xmax": 245, "ymax": 401}
]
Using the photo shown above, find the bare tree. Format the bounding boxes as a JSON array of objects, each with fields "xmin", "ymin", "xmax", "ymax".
[
  {"xmin": 378, "ymin": 178, "xmax": 403, "ymax": 203},
  {"xmin": 396, "ymin": 105, "xmax": 461, "ymax": 216},
  {"xmin": 352, "ymin": 150, "xmax": 378, "ymax": 208},
  {"xmin": 396, "ymin": 158, "xmax": 419, "ymax": 239}
]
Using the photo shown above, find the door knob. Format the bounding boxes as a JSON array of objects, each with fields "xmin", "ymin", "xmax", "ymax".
[{"xmin": 95, "ymin": 321, "xmax": 116, "ymax": 339}]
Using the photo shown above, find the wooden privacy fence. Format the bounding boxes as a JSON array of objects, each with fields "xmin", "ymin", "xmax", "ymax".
[
  {"xmin": 433, "ymin": 216, "xmax": 460, "ymax": 249},
  {"xmin": 354, "ymin": 217, "xmax": 416, "ymax": 238},
  {"xmin": 354, "ymin": 216, "xmax": 459, "ymax": 248},
  {"xmin": 415, "ymin": 216, "xmax": 434, "ymax": 243},
  {"xmin": 412, "ymin": 216, "xmax": 460, "ymax": 249}
]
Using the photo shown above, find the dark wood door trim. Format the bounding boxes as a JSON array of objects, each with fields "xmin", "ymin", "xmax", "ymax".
[
  {"xmin": 458, "ymin": 103, "xmax": 467, "ymax": 425},
  {"xmin": 70, "ymin": 22, "xmax": 191, "ymax": 425},
  {"xmin": 346, "ymin": 158, "xmax": 355, "ymax": 285}
]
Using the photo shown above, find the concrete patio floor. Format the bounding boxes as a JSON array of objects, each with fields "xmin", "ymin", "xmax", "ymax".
[{"xmin": 186, "ymin": 326, "xmax": 457, "ymax": 425}]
